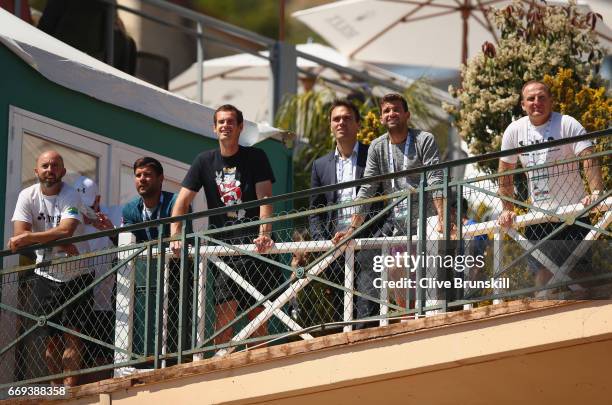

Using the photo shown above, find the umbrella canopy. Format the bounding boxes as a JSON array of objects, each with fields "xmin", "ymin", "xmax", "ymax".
[
  {"xmin": 169, "ymin": 42, "xmax": 418, "ymax": 122},
  {"xmin": 293, "ymin": 0, "xmax": 612, "ymax": 70}
]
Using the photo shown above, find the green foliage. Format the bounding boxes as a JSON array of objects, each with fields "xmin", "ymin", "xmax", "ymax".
[
  {"xmin": 275, "ymin": 86, "xmax": 336, "ymax": 194},
  {"xmin": 445, "ymin": 0, "xmax": 607, "ymax": 173},
  {"xmin": 191, "ymin": 0, "xmax": 326, "ymax": 44},
  {"xmin": 30, "ymin": 0, "xmax": 48, "ymax": 11},
  {"xmin": 192, "ymin": 0, "xmax": 280, "ymax": 39}
]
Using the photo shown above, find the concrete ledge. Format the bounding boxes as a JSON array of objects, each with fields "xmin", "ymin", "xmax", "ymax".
[{"xmin": 19, "ymin": 300, "xmax": 612, "ymax": 404}]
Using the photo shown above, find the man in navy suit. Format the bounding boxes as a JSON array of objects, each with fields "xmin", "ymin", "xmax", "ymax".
[{"xmin": 309, "ymin": 99, "xmax": 383, "ymax": 328}]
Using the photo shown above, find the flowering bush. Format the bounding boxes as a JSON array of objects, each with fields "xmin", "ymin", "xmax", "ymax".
[
  {"xmin": 544, "ymin": 68, "xmax": 612, "ymax": 193},
  {"xmin": 445, "ymin": 0, "xmax": 608, "ymax": 173},
  {"xmin": 356, "ymin": 111, "xmax": 385, "ymax": 145},
  {"xmin": 543, "ymin": 68, "xmax": 611, "ymax": 133}
]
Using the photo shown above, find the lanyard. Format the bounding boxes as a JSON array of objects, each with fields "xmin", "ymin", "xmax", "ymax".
[
  {"xmin": 142, "ymin": 193, "xmax": 164, "ymax": 240},
  {"xmin": 336, "ymin": 149, "xmax": 357, "ymax": 199},
  {"xmin": 387, "ymin": 133, "xmax": 413, "ymax": 190}
]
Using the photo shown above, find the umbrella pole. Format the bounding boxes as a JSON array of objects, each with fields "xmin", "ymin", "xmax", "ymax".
[
  {"xmin": 197, "ymin": 22, "xmax": 204, "ymax": 104},
  {"xmin": 279, "ymin": 0, "xmax": 286, "ymax": 41},
  {"xmin": 461, "ymin": 3, "xmax": 469, "ymax": 66}
]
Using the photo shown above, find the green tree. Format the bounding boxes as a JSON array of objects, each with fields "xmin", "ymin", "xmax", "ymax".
[{"xmin": 192, "ymin": 0, "xmax": 280, "ymax": 39}]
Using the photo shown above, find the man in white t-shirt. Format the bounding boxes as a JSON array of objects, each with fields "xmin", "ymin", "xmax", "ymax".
[
  {"xmin": 72, "ymin": 175, "xmax": 118, "ymax": 368},
  {"xmin": 8, "ymin": 151, "xmax": 92, "ymax": 386},
  {"xmin": 497, "ymin": 81, "xmax": 604, "ymax": 287}
]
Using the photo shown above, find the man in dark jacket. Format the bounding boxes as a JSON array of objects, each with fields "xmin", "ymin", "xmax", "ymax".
[{"xmin": 310, "ymin": 99, "xmax": 384, "ymax": 328}]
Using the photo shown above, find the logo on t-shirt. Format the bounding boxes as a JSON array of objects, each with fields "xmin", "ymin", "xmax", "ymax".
[
  {"xmin": 37, "ymin": 212, "xmax": 61, "ymax": 225},
  {"xmin": 66, "ymin": 207, "xmax": 79, "ymax": 215},
  {"xmin": 215, "ymin": 167, "xmax": 245, "ymax": 219},
  {"xmin": 518, "ymin": 137, "xmax": 560, "ymax": 155},
  {"xmin": 518, "ymin": 137, "xmax": 554, "ymax": 146}
]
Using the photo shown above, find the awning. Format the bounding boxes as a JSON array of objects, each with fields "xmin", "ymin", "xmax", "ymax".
[{"xmin": 0, "ymin": 8, "xmax": 280, "ymax": 146}]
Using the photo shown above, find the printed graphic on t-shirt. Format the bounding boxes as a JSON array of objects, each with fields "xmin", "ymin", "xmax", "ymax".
[
  {"xmin": 519, "ymin": 138, "xmax": 560, "ymax": 161},
  {"xmin": 519, "ymin": 131, "xmax": 563, "ymax": 203},
  {"xmin": 37, "ymin": 212, "xmax": 61, "ymax": 225},
  {"xmin": 215, "ymin": 167, "xmax": 245, "ymax": 219}
]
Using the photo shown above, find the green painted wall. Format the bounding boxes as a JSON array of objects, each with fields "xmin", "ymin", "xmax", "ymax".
[{"xmin": 0, "ymin": 45, "xmax": 292, "ymax": 238}]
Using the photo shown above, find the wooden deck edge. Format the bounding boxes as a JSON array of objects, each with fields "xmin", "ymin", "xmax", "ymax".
[{"xmin": 49, "ymin": 299, "xmax": 600, "ymax": 402}]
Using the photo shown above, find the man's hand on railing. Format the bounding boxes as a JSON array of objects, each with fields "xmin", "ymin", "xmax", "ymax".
[
  {"xmin": 253, "ymin": 234, "xmax": 274, "ymax": 253},
  {"xmin": 581, "ymin": 190, "xmax": 603, "ymax": 210},
  {"xmin": 7, "ymin": 231, "xmax": 32, "ymax": 252},
  {"xmin": 331, "ymin": 228, "xmax": 352, "ymax": 245},
  {"xmin": 498, "ymin": 209, "xmax": 516, "ymax": 229},
  {"xmin": 89, "ymin": 212, "xmax": 114, "ymax": 231},
  {"xmin": 332, "ymin": 214, "xmax": 364, "ymax": 245}
]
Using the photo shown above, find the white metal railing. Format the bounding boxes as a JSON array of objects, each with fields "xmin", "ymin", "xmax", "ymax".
[{"xmin": 112, "ymin": 197, "xmax": 611, "ymax": 369}]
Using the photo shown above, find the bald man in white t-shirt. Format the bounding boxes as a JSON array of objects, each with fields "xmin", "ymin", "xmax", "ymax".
[
  {"xmin": 9, "ymin": 151, "xmax": 90, "ymax": 386},
  {"xmin": 497, "ymin": 81, "xmax": 604, "ymax": 288}
]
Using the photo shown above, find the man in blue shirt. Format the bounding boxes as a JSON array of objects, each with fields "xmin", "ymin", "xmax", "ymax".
[
  {"xmin": 121, "ymin": 156, "xmax": 192, "ymax": 356},
  {"xmin": 121, "ymin": 157, "xmax": 178, "ymax": 242}
]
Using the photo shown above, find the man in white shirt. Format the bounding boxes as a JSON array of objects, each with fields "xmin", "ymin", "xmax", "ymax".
[
  {"xmin": 497, "ymin": 81, "xmax": 603, "ymax": 288},
  {"xmin": 9, "ymin": 151, "xmax": 91, "ymax": 386},
  {"xmin": 72, "ymin": 176, "xmax": 118, "ymax": 369}
]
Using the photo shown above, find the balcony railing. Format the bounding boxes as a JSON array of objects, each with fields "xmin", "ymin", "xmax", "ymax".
[{"xmin": 0, "ymin": 128, "xmax": 610, "ymax": 386}]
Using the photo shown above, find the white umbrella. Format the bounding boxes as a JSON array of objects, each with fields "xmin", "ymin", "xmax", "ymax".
[
  {"xmin": 169, "ymin": 42, "xmax": 416, "ymax": 122},
  {"xmin": 292, "ymin": 0, "xmax": 612, "ymax": 70}
]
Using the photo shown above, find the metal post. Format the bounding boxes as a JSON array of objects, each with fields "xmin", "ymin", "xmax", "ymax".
[
  {"xmin": 194, "ymin": 237, "xmax": 208, "ymax": 362},
  {"xmin": 161, "ymin": 255, "xmax": 169, "ymax": 368},
  {"xmin": 492, "ymin": 230, "xmax": 502, "ymax": 305},
  {"xmin": 13, "ymin": 0, "xmax": 21, "ymax": 17},
  {"xmin": 154, "ymin": 225, "xmax": 164, "ymax": 369},
  {"xmin": 114, "ymin": 232, "xmax": 136, "ymax": 377},
  {"xmin": 270, "ymin": 41, "xmax": 297, "ymax": 124},
  {"xmin": 191, "ymin": 236, "xmax": 200, "ymax": 353},
  {"xmin": 143, "ymin": 244, "xmax": 152, "ymax": 356},
  {"xmin": 417, "ymin": 173, "xmax": 426, "ymax": 316},
  {"xmin": 442, "ymin": 168, "xmax": 450, "ymax": 313},
  {"xmin": 196, "ymin": 22, "xmax": 204, "ymax": 104},
  {"xmin": 405, "ymin": 192, "xmax": 412, "ymax": 314},
  {"xmin": 177, "ymin": 221, "xmax": 188, "ymax": 364},
  {"xmin": 343, "ymin": 243, "xmax": 354, "ymax": 333},
  {"xmin": 379, "ymin": 242, "xmax": 389, "ymax": 327},
  {"xmin": 105, "ymin": 0, "xmax": 116, "ymax": 66},
  {"xmin": 456, "ymin": 185, "xmax": 472, "ymax": 310}
]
